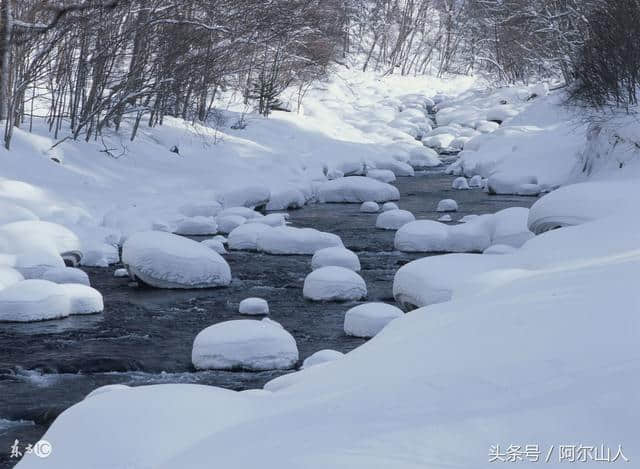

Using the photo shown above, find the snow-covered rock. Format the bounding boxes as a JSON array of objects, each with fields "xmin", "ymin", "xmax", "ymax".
[
  {"xmin": 0, "ymin": 220, "xmax": 81, "ymax": 265},
  {"xmin": 468, "ymin": 175, "xmax": 484, "ymax": 188},
  {"xmin": 491, "ymin": 207, "xmax": 534, "ymax": 247},
  {"xmin": 475, "ymin": 120, "xmax": 500, "ymax": 133},
  {"xmin": 80, "ymin": 243, "xmax": 119, "ymax": 267},
  {"xmin": 487, "ymin": 173, "xmax": 540, "ymax": 196},
  {"xmin": 452, "ymin": 177, "xmax": 470, "ymax": 190},
  {"xmin": 122, "ymin": 231, "xmax": 231, "ymax": 289},
  {"xmin": 423, "ymin": 133, "xmax": 455, "ymax": 150},
  {"xmin": 483, "ymin": 244, "xmax": 517, "ymax": 255},
  {"xmin": 0, "ymin": 279, "xmax": 70, "ymax": 322},
  {"xmin": 366, "ymin": 169, "xmax": 396, "ymax": 183},
  {"xmin": 266, "ymin": 188, "xmax": 306, "ymax": 211},
  {"xmin": 228, "ymin": 223, "xmax": 272, "ymax": 251},
  {"xmin": 375, "ymin": 209, "xmax": 415, "ymax": 230},
  {"xmin": 256, "ymin": 226, "xmax": 343, "ymax": 255},
  {"xmin": 407, "ymin": 146, "xmax": 440, "ymax": 168},
  {"xmin": 311, "ymin": 247, "xmax": 360, "ymax": 272},
  {"xmin": 61, "ymin": 283, "xmax": 104, "ymax": 314},
  {"xmin": 215, "ymin": 215, "xmax": 246, "ymax": 234},
  {"xmin": 318, "ymin": 177, "xmax": 399, "ymax": 203},
  {"xmin": 218, "ymin": 207, "xmax": 263, "ymax": 220},
  {"xmin": 191, "ymin": 319, "xmax": 298, "ymax": 370},
  {"xmin": 303, "ymin": 266, "xmax": 366, "ymax": 301},
  {"xmin": 302, "ymin": 349, "xmax": 344, "ymax": 369},
  {"xmin": 359, "ymin": 201, "xmax": 380, "ymax": 213},
  {"xmin": 395, "ymin": 219, "xmax": 491, "ymax": 253},
  {"xmin": 239, "ymin": 298, "xmax": 269, "ymax": 316},
  {"xmin": 218, "ymin": 186, "xmax": 270, "ymax": 209},
  {"xmin": 245, "ymin": 213, "xmax": 288, "ymax": 227},
  {"xmin": 438, "ymin": 214, "xmax": 452, "ymax": 222},
  {"xmin": 0, "ymin": 200, "xmax": 39, "ymax": 225},
  {"xmin": 374, "ymin": 160, "xmax": 414, "ymax": 177},
  {"xmin": 381, "ymin": 202, "xmax": 399, "ymax": 212},
  {"xmin": 41, "ymin": 267, "xmax": 90, "ymax": 286},
  {"xmin": 114, "ymin": 268, "xmax": 129, "ymax": 278},
  {"xmin": 179, "ymin": 201, "xmax": 222, "ymax": 218},
  {"xmin": 200, "ymin": 238, "xmax": 227, "ymax": 254},
  {"xmin": 174, "ymin": 217, "xmax": 218, "ymax": 236},
  {"xmin": 343, "ymin": 302, "xmax": 404, "ymax": 338},
  {"xmin": 436, "ymin": 199, "xmax": 458, "ymax": 212}
]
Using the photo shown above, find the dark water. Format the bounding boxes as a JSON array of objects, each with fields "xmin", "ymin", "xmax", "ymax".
[{"xmin": 0, "ymin": 170, "xmax": 534, "ymax": 467}]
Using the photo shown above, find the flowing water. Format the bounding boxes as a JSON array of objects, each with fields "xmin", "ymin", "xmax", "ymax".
[{"xmin": 0, "ymin": 169, "xmax": 535, "ymax": 467}]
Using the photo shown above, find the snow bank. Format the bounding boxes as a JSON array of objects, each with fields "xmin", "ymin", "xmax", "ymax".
[
  {"xmin": 303, "ymin": 266, "xmax": 366, "ymax": 301},
  {"xmin": 122, "ymin": 231, "xmax": 231, "ymax": 289},
  {"xmin": 375, "ymin": 209, "xmax": 415, "ymax": 230},
  {"xmin": 318, "ymin": 177, "xmax": 399, "ymax": 203},
  {"xmin": 301, "ymin": 349, "xmax": 344, "ymax": 369},
  {"xmin": 239, "ymin": 298, "xmax": 269, "ymax": 316},
  {"xmin": 192, "ymin": 319, "xmax": 298, "ymax": 370},
  {"xmin": 311, "ymin": 247, "xmax": 360, "ymax": 272},
  {"xmin": 343, "ymin": 302, "xmax": 404, "ymax": 338},
  {"xmin": 256, "ymin": 226, "xmax": 343, "ymax": 255}
]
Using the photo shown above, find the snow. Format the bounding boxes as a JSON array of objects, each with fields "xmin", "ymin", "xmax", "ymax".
[
  {"xmin": 80, "ymin": 243, "xmax": 119, "ymax": 267},
  {"xmin": 372, "ymin": 160, "xmax": 414, "ymax": 177},
  {"xmin": 200, "ymin": 238, "xmax": 227, "ymax": 254},
  {"xmin": 122, "ymin": 231, "xmax": 231, "ymax": 289},
  {"xmin": 256, "ymin": 226, "xmax": 343, "ymax": 255},
  {"xmin": 359, "ymin": 201, "xmax": 379, "ymax": 213},
  {"xmin": 113, "ymin": 268, "xmax": 129, "ymax": 278},
  {"xmin": 41, "ymin": 267, "xmax": 90, "ymax": 286},
  {"xmin": 468, "ymin": 174, "xmax": 483, "ymax": 188},
  {"xmin": 436, "ymin": 199, "xmax": 458, "ymax": 212},
  {"xmin": 343, "ymin": 302, "xmax": 404, "ymax": 338},
  {"xmin": 381, "ymin": 202, "xmax": 399, "ymax": 211},
  {"xmin": 375, "ymin": 209, "xmax": 416, "ymax": 230},
  {"xmin": 0, "ymin": 279, "xmax": 70, "ymax": 322},
  {"xmin": 179, "ymin": 201, "xmax": 222, "ymax": 218},
  {"xmin": 438, "ymin": 214, "xmax": 452, "ymax": 222},
  {"xmin": 301, "ymin": 349, "xmax": 344, "ymax": 369},
  {"xmin": 317, "ymin": 177, "xmax": 399, "ymax": 203},
  {"xmin": 487, "ymin": 173, "xmax": 541, "ymax": 196},
  {"xmin": 173, "ymin": 217, "xmax": 218, "ymax": 236},
  {"xmin": 227, "ymin": 223, "xmax": 272, "ymax": 251},
  {"xmin": 218, "ymin": 207, "xmax": 263, "ymax": 220},
  {"xmin": 265, "ymin": 187, "xmax": 306, "ymax": 211},
  {"xmin": 238, "ymin": 298, "xmax": 269, "ymax": 316},
  {"xmin": 311, "ymin": 247, "xmax": 361, "ymax": 272},
  {"xmin": 215, "ymin": 215, "xmax": 246, "ymax": 234},
  {"xmin": 483, "ymin": 244, "xmax": 517, "ymax": 255},
  {"xmin": 61, "ymin": 283, "xmax": 104, "ymax": 315},
  {"xmin": 365, "ymin": 169, "xmax": 396, "ymax": 183},
  {"xmin": 191, "ymin": 319, "xmax": 298, "ymax": 370},
  {"xmin": 218, "ymin": 186, "xmax": 270, "ymax": 209},
  {"xmin": 246, "ymin": 213, "xmax": 288, "ymax": 227},
  {"xmin": 452, "ymin": 176, "xmax": 470, "ymax": 190},
  {"xmin": 0, "ymin": 200, "xmax": 39, "ymax": 225},
  {"xmin": 303, "ymin": 266, "xmax": 367, "ymax": 301},
  {"xmin": 0, "ymin": 266, "xmax": 24, "ymax": 289}
]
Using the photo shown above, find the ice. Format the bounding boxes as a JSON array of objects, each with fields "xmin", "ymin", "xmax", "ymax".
[
  {"xmin": 113, "ymin": 268, "xmax": 129, "ymax": 278},
  {"xmin": 228, "ymin": 223, "xmax": 272, "ymax": 251},
  {"xmin": 311, "ymin": 247, "xmax": 361, "ymax": 272},
  {"xmin": 343, "ymin": 302, "xmax": 404, "ymax": 338},
  {"xmin": 266, "ymin": 187, "xmax": 306, "ymax": 211},
  {"xmin": 303, "ymin": 266, "xmax": 367, "ymax": 301},
  {"xmin": 452, "ymin": 177, "xmax": 470, "ymax": 190},
  {"xmin": 0, "ymin": 200, "xmax": 39, "ymax": 225},
  {"xmin": 359, "ymin": 201, "xmax": 380, "ymax": 213},
  {"xmin": 191, "ymin": 319, "xmax": 298, "ymax": 370},
  {"xmin": 366, "ymin": 169, "xmax": 396, "ymax": 183},
  {"xmin": 61, "ymin": 284, "xmax": 104, "ymax": 315},
  {"xmin": 218, "ymin": 186, "xmax": 270, "ymax": 209},
  {"xmin": 0, "ymin": 279, "xmax": 70, "ymax": 322},
  {"xmin": 381, "ymin": 202, "xmax": 399, "ymax": 211},
  {"xmin": 122, "ymin": 231, "xmax": 231, "ymax": 289},
  {"xmin": 301, "ymin": 349, "xmax": 344, "ymax": 369},
  {"xmin": 256, "ymin": 226, "xmax": 343, "ymax": 255},
  {"xmin": 239, "ymin": 298, "xmax": 269, "ymax": 316},
  {"xmin": 438, "ymin": 214, "xmax": 452, "ymax": 222},
  {"xmin": 215, "ymin": 215, "xmax": 246, "ymax": 234},
  {"xmin": 375, "ymin": 209, "xmax": 415, "ymax": 230},
  {"xmin": 436, "ymin": 199, "xmax": 458, "ymax": 212},
  {"xmin": 200, "ymin": 238, "xmax": 227, "ymax": 254},
  {"xmin": 468, "ymin": 175, "xmax": 483, "ymax": 188},
  {"xmin": 318, "ymin": 177, "xmax": 399, "ymax": 203},
  {"xmin": 41, "ymin": 267, "xmax": 90, "ymax": 286},
  {"xmin": 173, "ymin": 217, "xmax": 218, "ymax": 236},
  {"xmin": 373, "ymin": 160, "xmax": 414, "ymax": 177}
]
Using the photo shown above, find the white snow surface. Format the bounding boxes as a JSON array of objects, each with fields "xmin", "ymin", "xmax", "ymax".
[
  {"xmin": 436, "ymin": 199, "xmax": 458, "ymax": 212},
  {"xmin": 303, "ymin": 266, "xmax": 367, "ymax": 301},
  {"xmin": 0, "ymin": 279, "xmax": 70, "ymax": 322},
  {"xmin": 256, "ymin": 226, "xmax": 343, "ymax": 255},
  {"xmin": 61, "ymin": 283, "xmax": 104, "ymax": 314},
  {"xmin": 381, "ymin": 202, "xmax": 399, "ymax": 211},
  {"xmin": 174, "ymin": 217, "xmax": 218, "ymax": 236},
  {"xmin": 41, "ymin": 267, "xmax": 90, "ymax": 286},
  {"xmin": 318, "ymin": 176, "xmax": 399, "ymax": 203},
  {"xmin": 375, "ymin": 209, "xmax": 416, "ymax": 230},
  {"xmin": 239, "ymin": 298, "xmax": 269, "ymax": 316},
  {"xmin": 301, "ymin": 349, "xmax": 344, "ymax": 369},
  {"xmin": 359, "ymin": 201, "xmax": 379, "ymax": 213},
  {"xmin": 343, "ymin": 302, "xmax": 404, "ymax": 338},
  {"xmin": 311, "ymin": 247, "xmax": 361, "ymax": 272},
  {"xmin": 200, "ymin": 238, "xmax": 227, "ymax": 254},
  {"xmin": 228, "ymin": 223, "xmax": 272, "ymax": 251}
]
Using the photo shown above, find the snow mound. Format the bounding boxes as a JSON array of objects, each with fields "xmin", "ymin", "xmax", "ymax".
[
  {"xmin": 122, "ymin": 231, "xmax": 231, "ymax": 289},
  {"xmin": 452, "ymin": 177, "xmax": 470, "ymax": 190},
  {"xmin": 487, "ymin": 173, "xmax": 540, "ymax": 196},
  {"xmin": 61, "ymin": 283, "xmax": 104, "ymax": 314},
  {"xmin": 114, "ymin": 268, "xmax": 129, "ymax": 278},
  {"xmin": 192, "ymin": 319, "xmax": 298, "ymax": 370},
  {"xmin": 375, "ymin": 209, "xmax": 415, "ymax": 230},
  {"xmin": 0, "ymin": 279, "xmax": 70, "ymax": 322},
  {"xmin": 303, "ymin": 266, "xmax": 366, "ymax": 301},
  {"xmin": 344, "ymin": 302, "xmax": 404, "ymax": 338},
  {"xmin": 438, "ymin": 214, "xmax": 452, "ymax": 222},
  {"xmin": 382, "ymin": 202, "xmax": 399, "ymax": 212},
  {"xmin": 311, "ymin": 247, "xmax": 361, "ymax": 272},
  {"xmin": 200, "ymin": 238, "xmax": 227, "ymax": 254},
  {"xmin": 215, "ymin": 215, "xmax": 246, "ymax": 234},
  {"xmin": 228, "ymin": 223, "xmax": 272, "ymax": 251},
  {"xmin": 41, "ymin": 267, "xmax": 90, "ymax": 286},
  {"xmin": 436, "ymin": 199, "xmax": 458, "ymax": 212},
  {"xmin": 0, "ymin": 267, "xmax": 24, "ymax": 289},
  {"xmin": 256, "ymin": 226, "xmax": 343, "ymax": 255},
  {"xmin": 266, "ymin": 188, "xmax": 306, "ymax": 211},
  {"xmin": 246, "ymin": 213, "xmax": 288, "ymax": 227},
  {"xmin": 179, "ymin": 201, "xmax": 222, "ymax": 218},
  {"xmin": 374, "ymin": 160, "xmax": 414, "ymax": 177},
  {"xmin": 218, "ymin": 207, "xmax": 264, "ymax": 220},
  {"xmin": 366, "ymin": 169, "xmax": 396, "ymax": 183},
  {"xmin": 218, "ymin": 186, "xmax": 270, "ymax": 209},
  {"xmin": 174, "ymin": 217, "xmax": 218, "ymax": 236},
  {"xmin": 318, "ymin": 177, "xmax": 399, "ymax": 203},
  {"xmin": 0, "ymin": 200, "xmax": 39, "ymax": 225},
  {"xmin": 469, "ymin": 175, "xmax": 484, "ymax": 188},
  {"xmin": 359, "ymin": 201, "xmax": 380, "ymax": 213},
  {"xmin": 483, "ymin": 244, "xmax": 517, "ymax": 255},
  {"xmin": 239, "ymin": 298, "xmax": 269, "ymax": 316},
  {"xmin": 407, "ymin": 146, "xmax": 440, "ymax": 168},
  {"xmin": 80, "ymin": 243, "xmax": 119, "ymax": 267},
  {"xmin": 302, "ymin": 349, "xmax": 344, "ymax": 369}
]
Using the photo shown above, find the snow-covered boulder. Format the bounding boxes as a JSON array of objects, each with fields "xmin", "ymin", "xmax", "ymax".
[
  {"xmin": 256, "ymin": 226, "xmax": 342, "ymax": 255},
  {"xmin": 179, "ymin": 201, "xmax": 222, "ymax": 218},
  {"xmin": 41, "ymin": 267, "xmax": 90, "ymax": 286},
  {"xmin": 191, "ymin": 319, "xmax": 298, "ymax": 370},
  {"xmin": 486, "ymin": 106, "xmax": 518, "ymax": 123},
  {"xmin": 61, "ymin": 283, "xmax": 104, "ymax": 314},
  {"xmin": 218, "ymin": 207, "xmax": 263, "ymax": 220},
  {"xmin": 343, "ymin": 302, "xmax": 404, "ymax": 338},
  {"xmin": 114, "ymin": 268, "xmax": 129, "ymax": 278},
  {"xmin": 303, "ymin": 266, "xmax": 366, "ymax": 301},
  {"xmin": 0, "ymin": 279, "xmax": 70, "ymax": 322},
  {"xmin": 266, "ymin": 188, "xmax": 306, "ymax": 211},
  {"xmin": 311, "ymin": 247, "xmax": 361, "ymax": 272},
  {"xmin": 395, "ymin": 219, "xmax": 492, "ymax": 253},
  {"xmin": 239, "ymin": 298, "xmax": 269, "ymax": 315},
  {"xmin": 174, "ymin": 217, "xmax": 218, "ymax": 236},
  {"xmin": 360, "ymin": 201, "xmax": 380, "ymax": 213},
  {"xmin": 122, "ymin": 231, "xmax": 231, "ymax": 289},
  {"xmin": 475, "ymin": 120, "xmax": 500, "ymax": 133},
  {"xmin": 438, "ymin": 214, "xmax": 452, "ymax": 222},
  {"xmin": 423, "ymin": 133, "xmax": 455, "ymax": 150},
  {"xmin": 469, "ymin": 175, "xmax": 484, "ymax": 188},
  {"xmin": 382, "ymin": 202, "xmax": 399, "ymax": 212},
  {"xmin": 218, "ymin": 186, "xmax": 270, "ymax": 209},
  {"xmin": 374, "ymin": 160, "xmax": 414, "ymax": 177},
  {"xmin": 318, "ymin": 177, "xmax": 399, "ymax": 203},
  {"xmin": 366, "ymin": 169, "xmax": 396, "ymax": 183},
  {"xmin": 436, "ymin": 199, "xmax": 458, "ymax": 212},
  {"xmin": 450, "ymin": 136, "xmax": 470, "ymax": 150},
  {"xmin": 200, "ymin": 238, "xmax": 227, "ymax": 254},
  {"xmin": 0, "ymin": 220, "xmax": 81, "ymax": 262},
  {"xmin": 375, "ymin": 209, "xmax": 415, "ymax": 230},
  {"xmin": 228, "ymin": 223, "xmax": 272, "ymax": 251},
  {"xmin": 302, "ymin": 349, "xmax": 344, "ymax": 369},
  {"xmin": 487, "ymin": 173, "xmax": 540, "ymax": 196},
  {"xmin": 491, "ymin": 207, "xmax": 534, "ymax": 247},
  {"xmin": 80, "ymin": 243, "xmax": 119, "ymax": 267},
  {"xmin": 452, "ymin": 177, "xmax": 470, "ymax": 190},
  {"xmin": 215, "ymin": 215, "xmax": 246, "ymax": 234}
]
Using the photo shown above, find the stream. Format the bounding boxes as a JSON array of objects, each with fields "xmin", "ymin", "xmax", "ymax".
[{"xmin": 0, "ymin": 169, "xmax": 535, "ymax": 467}]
